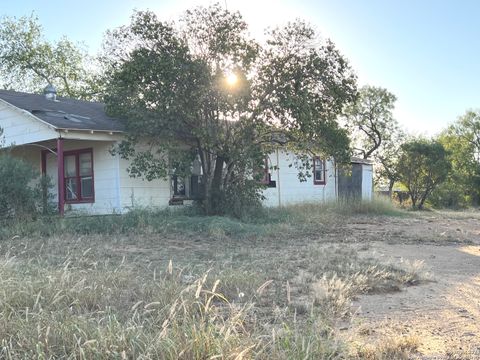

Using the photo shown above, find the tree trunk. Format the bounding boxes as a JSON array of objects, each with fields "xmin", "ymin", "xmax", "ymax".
[
  {"xmin": 410, "ymin": 193, "xmax": 417, "ymax": 209},
  {"xmin": 207, "ymin": 155, "xmax": 225, "ymax": 214},
  {"xmin": 387, "ymin": 179, "xmax": 395, "ymax": 199},
  {"xmin": 418, "ymin": 189, "xmax": 431, "ymax": 210}
]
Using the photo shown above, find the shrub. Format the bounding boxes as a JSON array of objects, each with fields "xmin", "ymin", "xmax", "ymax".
[
  {"xmin": 0, "ymin": 153, "xmax": 55, "ymax": 219},
  {"xmin": 0, "ymin": 154, "xmax": 39, "ymax": 218}
]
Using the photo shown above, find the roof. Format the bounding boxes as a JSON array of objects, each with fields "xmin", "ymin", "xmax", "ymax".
[
  {"xmin": 0, "ymin": 90, "xmax": 124, "ymax": 132},
  {"xmin": 350, "ymin": 156, "xmax": 374, "ymax": 165}
]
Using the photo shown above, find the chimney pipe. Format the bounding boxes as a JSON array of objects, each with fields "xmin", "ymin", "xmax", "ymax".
[{"xmin": 43, "ymin": 84, "xmax": 57, "ymax": 101}]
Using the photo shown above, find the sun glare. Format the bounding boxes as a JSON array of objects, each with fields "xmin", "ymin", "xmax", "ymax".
[{"xmin": 226, "ymin": 73, "xmax": 238, "ymax": 86}]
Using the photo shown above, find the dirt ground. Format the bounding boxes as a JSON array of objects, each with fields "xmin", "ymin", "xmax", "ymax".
[{"xmin": 345, "ymin": 211, "xmax": 480, "ymax": 359}]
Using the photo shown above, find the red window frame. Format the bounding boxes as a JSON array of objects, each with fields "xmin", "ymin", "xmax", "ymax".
[
  {"xmin": 313, "ymin": 157, "xmax": 326, "ymax": 185},
  {"xmin": 63, "ymin": 148, "xmax": 95, "ymax": 204}
]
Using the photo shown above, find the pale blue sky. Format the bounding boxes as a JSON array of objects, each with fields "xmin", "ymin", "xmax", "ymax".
[{"xmin": 3, "ymin": 0, "xmax": 480, "ymax": 135}]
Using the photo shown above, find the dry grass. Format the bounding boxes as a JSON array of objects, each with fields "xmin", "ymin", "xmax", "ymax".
[
  {"xmin": 350, "ymin": 336, "xmax": 420, "ymax": 359},
  {"xmin": 0, "ymin": 200, "xmax": 427, "ymax": 358}
]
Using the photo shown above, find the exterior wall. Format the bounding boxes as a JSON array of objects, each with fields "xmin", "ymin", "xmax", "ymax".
[
  {"xmin": 361, "ymin": 163, "xmax": 374, "ymax": 200},
  {"xmin": 0, "ymin": 100, "xmax": 57, "ymax": 147},
  {"xmin": 118, "ymin": 155, "xmax": 171, "ymax": 211},
  {"xmin": 262, "ymin": 150, "xmax": 337, "ymax": 207}
]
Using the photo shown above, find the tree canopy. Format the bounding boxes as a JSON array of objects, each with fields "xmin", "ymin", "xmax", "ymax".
[
  {"xmin": 433, "ymin": 110, "xmax": 480, "ymax": 207},
  {"xmin": 0, "ymin": 14, "xmax": 101, "ymax": 100},
  {"xmin": 103, "ymin": 5, "xmax": 357, "ymax": 215},
  {"xmin": 397, "ymin": 139, "xmax": 450, "ymax": 209},
  {"xmin": 345, "ymin": 86, "xmax": 398, "ymax": 159}
]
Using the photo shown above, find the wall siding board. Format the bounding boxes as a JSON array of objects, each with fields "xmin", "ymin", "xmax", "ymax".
[
  {"xmin": 117, "ymin": 144, "xmax": 171, "ymax": 210},
  {"xmin": 262, "ymin": 151, "xmax": 337, "ymax": 207},
  {"xmin": 0, "ymin": 102, "xmax": 57, "ymax": 146}
]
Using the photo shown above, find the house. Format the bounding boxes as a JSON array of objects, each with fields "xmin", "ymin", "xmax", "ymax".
[{"xmin": 0, "ymin": 88, "xmax": 373, "ymax": 215}]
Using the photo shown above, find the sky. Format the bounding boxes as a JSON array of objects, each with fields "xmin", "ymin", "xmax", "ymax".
[{"xmin": 3, "ymin": 0, "xmax": 480, "ymax": 136}]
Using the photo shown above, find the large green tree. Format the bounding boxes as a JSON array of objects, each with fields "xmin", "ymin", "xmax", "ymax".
[
  {"xmin": 434, "ymin": 110, "xmax": 480, "ymax": 207},
  {"xmin": 0, "ymin": 14, "xmax": 101, "ymax": 100},
  {"xmin": 103, "ymin": 5, "xmax": 357, "ymax": 215},
  {"xmin": 345, "ymin": 85, "xmax": 406, "ymax": 197},
  {"xmin": 397, "ymin": 139, "xmax": 451, "ymax": 209},
  {"xmin": 345, "ymin": 86, "xmax": 398, "ymax": 159}
]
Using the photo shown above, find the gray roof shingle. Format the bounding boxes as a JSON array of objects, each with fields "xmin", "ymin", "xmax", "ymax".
[{"xmin": 0, "ymin": 90, "xmax": 124, "ymax": 132}]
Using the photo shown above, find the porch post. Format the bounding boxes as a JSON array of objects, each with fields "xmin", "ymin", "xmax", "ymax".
[{"xmin": 57, "ymin": 138, "xmax": 65, "ymax": 216}]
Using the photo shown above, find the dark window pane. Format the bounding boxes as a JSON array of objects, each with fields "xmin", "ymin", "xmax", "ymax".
[
  {"xmin": 173, "ymin": 175, "xmax": 185, "ymax": 196},
  {"xmin": 81, "ymin": 176, "xmax": 93, "ymax": 198},
  {"xmin": 314, "ymin": 158, "xmax": 324, "ymax": 182}
]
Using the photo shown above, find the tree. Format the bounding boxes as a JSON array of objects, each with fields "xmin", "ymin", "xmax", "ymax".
[
  {"xmin": 433, "ymin": 110, "xmax": 480, "ymax": 207},
  {"xmin": 453, "ymin": 110, "xmax": 480, "ymax": 163},
  {"xmin": 397, "ymin": 139, "xmax": 451, "ymax": 209},
  {"xmin": 345, "ymin": 86, "xmax": 398, "ymax": 159},
  {"xmin": 0, "ymin": 14, "xmax": 101, "ymax": 100},
  {"xmin": 375, "ymin": 127, "xmax": 408, "ymax": 197},
  {"xmin": 103, "ymin": 5, "xmax": 357, "ymax": 215}
]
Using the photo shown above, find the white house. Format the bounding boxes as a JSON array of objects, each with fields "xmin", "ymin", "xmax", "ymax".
[{"xmin": 0, "ymin": 89, "xmax": 373, "ymax": 215}]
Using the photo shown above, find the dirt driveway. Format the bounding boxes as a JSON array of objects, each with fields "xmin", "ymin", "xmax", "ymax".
[{"xmin": 347, "ymin": 211, "xmax": 480, "ymax": 359}]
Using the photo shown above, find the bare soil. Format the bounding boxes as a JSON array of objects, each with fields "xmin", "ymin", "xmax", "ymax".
[{"xmin": 345, "ymin": 211, "xmax": 480, "ymax": 359}]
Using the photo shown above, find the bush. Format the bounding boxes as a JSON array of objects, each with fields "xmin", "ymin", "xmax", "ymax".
[
  {"xmin": 429, "ymin": 180, "xmax": 469, "ymax": 209},
  {"xmin": 0, "ymin": 154, "xmax": 54, "ymax": 219}
]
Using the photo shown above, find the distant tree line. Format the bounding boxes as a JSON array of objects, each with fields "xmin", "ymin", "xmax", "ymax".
[{"xmin": 346, "ymin": 86, "xmax": 479, "ymax": 209}]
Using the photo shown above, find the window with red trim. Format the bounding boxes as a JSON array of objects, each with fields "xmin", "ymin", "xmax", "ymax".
[
  {"xmin": 64, "ymin": 148, "xmax": 95, "ymax": 203},
  {"xmin": 313, "ymin": 157, "xmax": 326, "ymax": 185}
]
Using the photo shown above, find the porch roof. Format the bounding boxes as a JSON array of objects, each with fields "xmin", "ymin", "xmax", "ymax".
[{"xmin": 0, "ymin": 90, "xmax": 124, "ymax": 133}]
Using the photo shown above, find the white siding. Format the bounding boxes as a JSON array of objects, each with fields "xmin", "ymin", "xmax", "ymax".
[
  {"xmin": 118, "ymin": 155, "xmax": 171, "ymax": 210},
  {"xmin": 361, "ymin": 164, "xmax": 373, "ymax": 200},
  {"xmin": 262, "ymin": 150, "xmax": 337, "ymax": 207},
  {"xmin": 0, "ymin": 101, "xmax": 57, "ymax": 147}
]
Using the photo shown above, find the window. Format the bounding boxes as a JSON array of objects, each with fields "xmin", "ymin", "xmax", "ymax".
[
  {"xmin": 258, "ymin": 158, "xmax": 276, "ymax": 188},
  {"xmin": 313, "ymin": 157, "xmax": 326, "ymax": 185},
  {"xmin": 172, "ymin": 175, "xmax": 186, "ymax": 197},
  {"xmin": 64, "ymin": 148, "xmax": 94, "ymax": 203}
]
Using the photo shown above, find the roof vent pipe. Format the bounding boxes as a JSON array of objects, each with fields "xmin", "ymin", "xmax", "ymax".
[{"xmin": 43, "ymin": 84, "xmax": 57, "ymax": 101}]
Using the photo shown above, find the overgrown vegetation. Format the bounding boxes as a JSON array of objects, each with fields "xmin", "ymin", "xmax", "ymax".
[
  {"xmin": 431, "ymin": 110, "xmax": 480, "ymax": 208},
  {"xmin": 0, "ymin": 198, "xmax": 404, "ymax": 240},
  {"xmin": 0, "ymin": 153, "xmax": 54, "ymax": 219},
  {"xmin": 0, "ymin": 201, "xmax": 423, "ymax": 358},
  {"xmin": 397, "ymin": 139, "xmax": 451, "ymax": 209}
]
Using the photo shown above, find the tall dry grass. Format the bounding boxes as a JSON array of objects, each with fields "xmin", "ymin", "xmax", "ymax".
[
  {"xmin": 0, "ymin": 237, "xmax": 424, "ymax": 359},
  {"xmin": 0, "ymin": 198, "xmax": 423, "ymax": 358}
]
